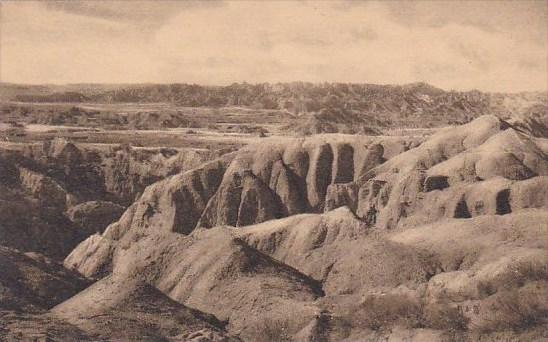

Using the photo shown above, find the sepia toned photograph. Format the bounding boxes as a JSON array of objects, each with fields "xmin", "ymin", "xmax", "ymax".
[{"xmin": 0, "ymin": 0, "xmax": 547, "ymax": 341}]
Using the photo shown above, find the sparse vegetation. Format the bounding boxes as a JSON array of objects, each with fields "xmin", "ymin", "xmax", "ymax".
[
  {"xmin": 356, "ymin": 293, "xmax": 423, "ymax": 330},
  {"xmin": 480, "ymin": 281, "xmax": 548, "ymax": 332},
  {"xmin": 247, "ymin": 317, "xmax": 294, "ymax": 342}
]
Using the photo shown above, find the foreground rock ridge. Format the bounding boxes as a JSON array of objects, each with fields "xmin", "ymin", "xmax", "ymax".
[{"xmin": 1, "ymin": 115, "xmax": 547, "ymax": 341}]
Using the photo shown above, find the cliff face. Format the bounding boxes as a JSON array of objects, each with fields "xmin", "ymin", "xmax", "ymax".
[{"xmin": 0, "ymin": 139, "xmax": 218, "ymax": 258}]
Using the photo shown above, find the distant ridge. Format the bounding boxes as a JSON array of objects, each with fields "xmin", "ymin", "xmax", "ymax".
[{"xmin": 2, "ymin": 81, "xmax": 546, "ymax": 135}]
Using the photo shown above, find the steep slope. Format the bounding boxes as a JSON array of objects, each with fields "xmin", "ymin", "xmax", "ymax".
[
  {"xmin": 196, "ymin": 135, "xmax": 416, "ymax": 228},
  {"xmin": 0, "ymin": 246, "xmax": 89, "ymax": 311},
  {"xmin": 16, "ymin": 138, "xmax": 216, "ymax": 205},
  {"xmin": 0, "ymin": 139, "xmax": 219, "ymax": 258},
  {"xmin": 52, "ymin": 275, "xmax": 238, "ymax": 341}
]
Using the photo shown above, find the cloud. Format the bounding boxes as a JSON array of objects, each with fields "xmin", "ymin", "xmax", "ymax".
[
  {"xmin": 43, "ymin": 1, "xmax": 223, "ymax": 25},
  {"xmin": 1, "ymin": 1, "xmax": 546, "ymax": 92}
]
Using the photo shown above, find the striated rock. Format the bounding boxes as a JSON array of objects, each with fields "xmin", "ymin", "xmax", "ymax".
[
  {"xmin": 198, "ymin": 167, "xmax": 245, "ymax": 228},
  {"xmin": 236, "ymin": 173, "xmax": 284, "ymax": 226},
  {"xmin": 110, "ymin": 157, "xmax": 229, "ymax": 234},
  {"xmin": 354, "ymin": 143, "xmax": 385, "ymax": 180},
  {"xmin": 196, "ymin": 136, "xmax": 406, "ymax": 227}
]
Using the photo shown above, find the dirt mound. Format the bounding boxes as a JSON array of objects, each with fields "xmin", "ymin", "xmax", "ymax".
[
  {"xmin": 0, "ymin": 246, "xmax": 89, "ymax": 311},
  {"xmin": 52, "ymin": 275, "xmax": 237, "ymax": 341}
]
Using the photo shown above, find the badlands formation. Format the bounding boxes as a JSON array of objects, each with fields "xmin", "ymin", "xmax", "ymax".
[{"xmin": 1, "ymin": 115, "xmax": 547, "ymax": 341}]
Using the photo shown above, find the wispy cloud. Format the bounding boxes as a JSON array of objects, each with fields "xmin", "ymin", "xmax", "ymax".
[
  {"xmin": 43, "ymin": 1, "xmax": 223, "ymax": 25},
  {"xmin": 1, "ymin": 1, "xmax": 546, "ymax": 92}
]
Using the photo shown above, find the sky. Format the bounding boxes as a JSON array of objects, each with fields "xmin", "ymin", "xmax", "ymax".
[{"xmin": 1, "ymin": 0, "xmax": 547, "ymax": 92}]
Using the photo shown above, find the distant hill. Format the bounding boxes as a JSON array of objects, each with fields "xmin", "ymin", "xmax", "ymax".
[
  {"xmin": 14, "ymin": 92, "xmax": 91, "ymax": 103},
  {"xmin": 2, "ymin": 82, "xmax": 546, "ymax": 134}
]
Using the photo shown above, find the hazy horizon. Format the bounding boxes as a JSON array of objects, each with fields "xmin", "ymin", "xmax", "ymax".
[{"xmin": 1, "ymin": 1, "xmax": 547, "ymax": 92}]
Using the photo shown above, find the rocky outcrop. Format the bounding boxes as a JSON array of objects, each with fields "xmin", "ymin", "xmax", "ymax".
[
  {"xmin": 18, "ymin": 166, "xmax": 70, "ymax": 208},
  {"xmin": 197, "ymin": 136, "xmax": 401, "ymax": 226},
  {"xmin": 17, "ymin": 140, "xmax": 216, "ymax": 205},
  {"xmin": 66, "ymin": 201, "xmax": 125, "ymax": 235},
  {"xmin": 353, "ymin": 116, "xmax": 548, "ymax": 229}
]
